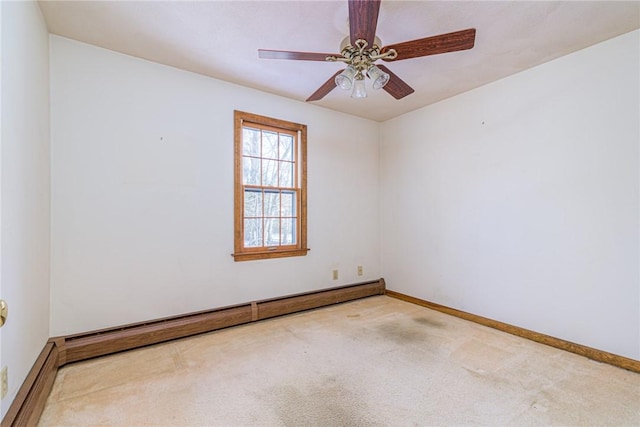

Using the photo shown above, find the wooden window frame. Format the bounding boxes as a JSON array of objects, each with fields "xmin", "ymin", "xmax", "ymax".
[{"xmin": 233, "ymin": 110, "xmax": 309, "ymax": 261}]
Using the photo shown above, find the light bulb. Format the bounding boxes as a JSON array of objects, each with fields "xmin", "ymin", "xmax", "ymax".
[
  {"xmin": 367, "ymin": 64, "xmax": 390, "ymax": 90},
  {"xmin": 335, "ymin": 65, "xmax": 356, "ymax": 90},
  {"xmin": 351, "ymin": 76, "xmax": 367, "ymax": 99}
]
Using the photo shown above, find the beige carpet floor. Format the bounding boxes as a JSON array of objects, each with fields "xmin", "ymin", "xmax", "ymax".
[{"xmin": 39, "ymin": 296, "xmax": 639, "ymax": 426}]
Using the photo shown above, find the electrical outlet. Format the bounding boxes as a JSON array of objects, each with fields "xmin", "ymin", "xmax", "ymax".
[
  {"xmin": 357, "ymin": 266, "xmax": 363, "ymax": 276},
  {"xmin": 1, "ymin": 366, "xmax": 7, "ymax": 400},
  {"xmin": 332, "ymin": 270, "xmax": 338, "ymax": 280}
]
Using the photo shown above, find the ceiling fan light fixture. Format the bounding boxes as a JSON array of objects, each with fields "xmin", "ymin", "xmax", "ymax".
[
  {"xmin": 368, "ymin": 64, "xmax": 390, "ymax": 90},
  {"xmin": 258, "ymin": 0, "xmax": 476, "ymax": 102},
  {"xmin": 335, "ymin": 65, "xmax": 357, "ymax": 90},
  {"xmin": 351, "ymin": 74, "xmax": 367, "ymax": 99}
]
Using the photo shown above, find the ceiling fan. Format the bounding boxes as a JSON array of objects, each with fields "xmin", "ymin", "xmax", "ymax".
[{"xmin": 258, "ymin": 0, "xmax": 476, "ymax": 101}]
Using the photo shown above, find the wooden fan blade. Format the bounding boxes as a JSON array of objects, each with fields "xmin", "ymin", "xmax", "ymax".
[
  {"xmin": 381, "ymin": 28, "xmax": 476, "ymax": 61},
  {"xmin": 377, "ymin": 65, "xmax": 415, "ymax": 100},
  {"xmin": 348, "ymin": 0, "xmax": 381, "ymax": 47},
  {"xmin": 258, "ymin": 50, "xmax": 337, "ymax": 61},
  {"xmin": 306, "ymin": 70, "xmax": 343, "ymax": 102}
]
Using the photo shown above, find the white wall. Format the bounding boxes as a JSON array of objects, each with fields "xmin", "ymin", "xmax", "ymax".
[
  {"xmin": 381, "ymin": 30, "xmax": 639, "ymax": 360},
  {"xmin": 49, "ymin": 36, "xmax": 380, "ymax": 336},
  {"xmin": 0, "ymin": 0, "xmax": 50, "ymax": 416}
]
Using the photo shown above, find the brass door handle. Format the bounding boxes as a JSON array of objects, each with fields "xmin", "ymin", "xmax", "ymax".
[{"xmin": 0, "ymin": 300, "xmax": 7, "ymax": 327}]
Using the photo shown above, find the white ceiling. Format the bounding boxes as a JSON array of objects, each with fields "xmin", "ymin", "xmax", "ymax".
[{"xmin": 39, "ymin": 1, "xmax": 639, "ymax": 122}]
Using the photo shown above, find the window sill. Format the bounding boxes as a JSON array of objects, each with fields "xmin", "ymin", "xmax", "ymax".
[{"xmin": 232, "ymin": 248, "xmax": 310, "ymax": 262}]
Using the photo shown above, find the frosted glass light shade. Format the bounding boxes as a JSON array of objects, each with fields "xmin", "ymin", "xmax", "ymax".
[
  {"xmin": 335, "ymin": 65, "xmax": 356, "ymax": 90},
  {"xmin": 351, "ymin": 77, "xmax": 367, "ymax": 98},
  {"xmin": 368, "ymin": 65, "xmax": 390, "ymax": 90}
]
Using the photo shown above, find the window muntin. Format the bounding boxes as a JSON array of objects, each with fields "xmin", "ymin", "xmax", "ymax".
[{"xmin": 233, "ymin": 111, "xmax": 308, "ymax": 261}]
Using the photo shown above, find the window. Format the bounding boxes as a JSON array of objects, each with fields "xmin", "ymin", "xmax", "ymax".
[{"xmin": 233, "ymin": 111, "xmax": 308, "ymax": 261}]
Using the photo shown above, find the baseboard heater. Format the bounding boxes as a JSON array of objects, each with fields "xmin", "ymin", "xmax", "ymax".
[
  {"xmin": 55, "ymin": 278, "xmax": 385, "ymax": 365},
  {"xmin": 2, "ymin": 278, "xmax": 385, "ymax": 427}
]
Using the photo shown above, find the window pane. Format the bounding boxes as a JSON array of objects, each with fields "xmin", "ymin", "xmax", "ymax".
[
  {"xmin": 264, "ymin": 218, "xmax": 280, "ymax": 246},
  {"xmin": 279, "ymin": 161, "xmax": 293, "ymax": 188},
  {"xmin": 281, "ymin": 218, "xmax": 296, "ymax": 245},
  {"xmin": 279, "ymin": 134, "xmax": 294, "ymax": 161},
  {"xmin": 262, "ymin": 158, "xmax": 278, "ymax": 187},
  {"xmin": 243, "ymin": 157, "xmax": 260, "ymax": 185},
  {"xmin": 244, "ymin": 189, "xmax": 262, "ymax": 218},
  {"xmin": 244, "ymin": 219, "xmax": 263, "ymax": 247},
  {"xmin": 264, "ymin": 191, "xmax": 280, "ymax": 217},
  {"xmin": 242, "ymin": 128, "xmax": 261, "ymax": 157},
  {"xmin": 262, "ymin": 131, "xmax": 278, "ymax": 159},
  {"xmin": 281, "ymin": 191, "xmax": 296, "ymax": 217}
]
